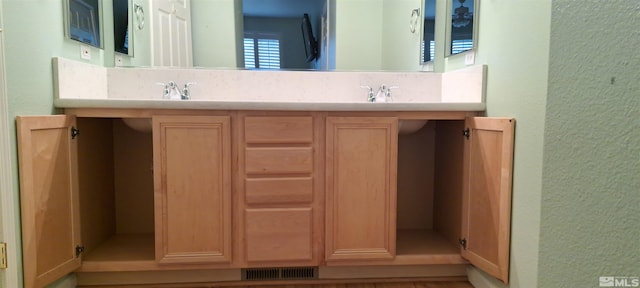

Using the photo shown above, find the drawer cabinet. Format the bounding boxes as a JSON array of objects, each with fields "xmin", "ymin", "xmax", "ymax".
[{"xmin": 238, "ymin": 114, "xmax": 323, "ymax": 266}]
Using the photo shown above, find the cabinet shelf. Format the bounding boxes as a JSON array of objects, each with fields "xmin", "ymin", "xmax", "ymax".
[
  {"xmin": 80, "ymin": 234, "xmax": 156, "ymax": 272},
  {"xmin": 395, "ymin": 229, "xmax": 466, "ymax": 265}
]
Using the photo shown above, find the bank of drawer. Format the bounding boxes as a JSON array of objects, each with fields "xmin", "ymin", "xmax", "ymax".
[
  {"xmin": 244, "ymin": 116, "xmax": 313, "ymax": 144},
  {"xmin": 245, "ymin": 177, "xmax": 313, "ymax": 205},
  {"xmin": 245, "ymin": 147, "xmax": 313, "ymax": 174}
]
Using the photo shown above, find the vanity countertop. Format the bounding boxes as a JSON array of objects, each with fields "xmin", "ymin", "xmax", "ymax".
[{"xmin": 54, "ymin": 98, "xmax": 485, "ymax": 112}]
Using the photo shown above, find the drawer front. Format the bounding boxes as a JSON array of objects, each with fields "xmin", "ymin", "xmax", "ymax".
[
  {"xmin": 245, "ymin": 147, "xmax": 313, "ymax": 174},
  {"xmin": 245, "ymin": 208, "xmax": 313, "ymax": 262},
  {"xmin": 244, "ymin": 116, "xmax": 313, "ymax": 144},
  {"xmin": 245, "ymin": 177, "xmax": 313, "ymax": 205}
]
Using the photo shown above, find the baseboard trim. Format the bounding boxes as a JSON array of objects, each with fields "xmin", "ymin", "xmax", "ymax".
[
  {"xmin": 77, "ymin": 265, "xmax": 469, "ymax": 287},
  {"xmin": 320, "ymin": 264, "xmax": 468, "ymax": 279}
]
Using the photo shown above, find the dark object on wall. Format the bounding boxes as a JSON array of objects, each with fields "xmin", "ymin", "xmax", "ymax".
[
  {"xmin": 113, "ymin": 0, "xmax": 129, "ymax": 54},
  {"xmin": 301, "ymin": 13, "xmax": 318, "ymax": 62}
]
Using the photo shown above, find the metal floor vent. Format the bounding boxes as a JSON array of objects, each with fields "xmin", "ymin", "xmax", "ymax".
[{"xmin": 242, "ymin": 267, "xmax": 318, "ymax": 281}]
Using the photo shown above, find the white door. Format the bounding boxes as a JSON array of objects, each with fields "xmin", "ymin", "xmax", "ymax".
[{"xmin": 151, "ymin": 0, "xmax": 193, "ymax": 67}]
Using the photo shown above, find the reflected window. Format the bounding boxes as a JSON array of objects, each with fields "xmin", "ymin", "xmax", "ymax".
[
  {"xmin": 451, "ymin": 39, "xmax": 472, "ymax": 54},
  {"xmin": 244, "ymin": 34, "xmax": 281, "ymax": 69},
  {"xmin": 423, "ymin": 0, "xmax": 436, "ymax": 63},
  {"xmin": 421, "ymin": 40, "xmax": 435, "ymax": 63},
  {"xmin": 67, "ymin": 0, "xmax": 102, "ymax": 48}
]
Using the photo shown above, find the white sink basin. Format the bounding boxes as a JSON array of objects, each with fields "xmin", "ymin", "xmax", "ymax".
[
  {"xmin": 398, "ymin": 120, "xmax": 428, "ymax": 135},
  {"xmin": 122, "ymin": 118, "xmax": 152, "ymax": 133}
]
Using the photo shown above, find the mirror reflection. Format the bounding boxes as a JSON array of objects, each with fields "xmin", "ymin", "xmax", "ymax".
[
  {"xmin": 65, "ymin": 0, "xmax": 103, "ymax": 48},
  {"xmin": 108, "ymin": 0, "xmax": 466, "ymax": 71},
  {"xmin": 421, "ymin": 0, "xmax": 436, "ymax": 63},
  {"xmin": 242, "ymin": 0, "xmax": 324, "ymax": 70},
  {"xmin": 449, "ymin": 0, "xmax": 474, "ymax": 55},
  {"xmin": 113, "ymin": 0, "xmax": 132, "ymax": 55},
  {"xmin": 242, "ymin": 0, "xmax": 428, "ymax": 71}
]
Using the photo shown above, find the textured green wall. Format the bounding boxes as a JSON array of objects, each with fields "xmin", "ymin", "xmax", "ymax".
[
  {"xmin": 539, "ymin": 1, "xmax": 640, "ymax": 287},
  {"xmin": 467, "ymin": 1, "xmax": 551, "ymax": 287}
]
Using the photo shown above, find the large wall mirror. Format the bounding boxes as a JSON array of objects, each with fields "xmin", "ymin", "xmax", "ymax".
[
  {"xmin": 106, "ymin": 0, "xmax": 481, "ymax": 71},
  {"xmin": 64, "ymin": 0, "xmax": 104, "ymax": 48},
  {"xmin": 242, "ymin": 0, "xmax": 427, "ymax": 71},
  {"xmin": 447, "ymin": 0, "xmax": 477, "ymax": 56}
]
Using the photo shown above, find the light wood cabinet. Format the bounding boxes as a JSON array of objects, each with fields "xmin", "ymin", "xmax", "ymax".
[
  {"xmin": 325, "ymin": 117, "xmax": 398, "ymax": 261},
  {"xmin": 153, "ymin": 116, "xmax": 232, "ymax": 264},
  {"xmin": 16, "ymin": 110, "xmax": 513, "ymax": 287}
]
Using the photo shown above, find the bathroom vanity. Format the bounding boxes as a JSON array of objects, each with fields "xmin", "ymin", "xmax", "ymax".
[{"xmin": 16, "ymin": 59, "xmax": 513, "ymax": 288}]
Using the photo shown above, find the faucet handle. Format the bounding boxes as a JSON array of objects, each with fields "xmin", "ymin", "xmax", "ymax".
[
  {"xmin": 385, "ymin": 86, "xmax": 399, "ymax": 102},
  {"xmin": 156, "ymin": 82, "xmax": 170, "ymax": 99},
  {"xmin": 181, "ymin": 82, "xmax": 196, "ymax": 100},
  {"xmin": 360, "ymin": 85, "xmax": 375, "ymax": 102}
]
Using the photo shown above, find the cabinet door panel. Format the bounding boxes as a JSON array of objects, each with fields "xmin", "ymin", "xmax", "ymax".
[
  {"xmin": 153, "ymin": 116, "xmax": 231, "ymax": 264},
  {"xmin": 325, "ymin": 117, "xmax": 397, "ymax": 261},
  {"xmin": 461, "ymin": 117, "xmax": 515, "ymax": 283},
  {"xmin": 16, "ymin": 115, "xmax": 81, "ymax": 288}
]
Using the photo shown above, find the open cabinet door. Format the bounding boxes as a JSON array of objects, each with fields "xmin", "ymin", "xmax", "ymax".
[
  {"xmin": 461, "ymin": 117, "xmax": 514, "ymax": 283},
  {"xmin": 16, "ymin": 115, "xmax": 82, "ymax": 288}
]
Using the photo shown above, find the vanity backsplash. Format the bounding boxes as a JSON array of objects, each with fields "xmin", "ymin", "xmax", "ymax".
[{"xmin": 53, "ymin": 57, "xmax": 485, "ymax": 104}]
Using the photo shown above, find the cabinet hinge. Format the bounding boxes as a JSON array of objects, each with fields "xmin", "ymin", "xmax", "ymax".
[
  {"xmin": 0, "ymin": 242, "xmax": 7, "ymax": 269},
  {"xmin": 75, "ymin": 245, "xmax": 85, "ymax": 257},
  {"xmin": 459, "ymin": 238, "xmax": 467, "ymax": 250},
  {"xmin": 463, "ymin": 128, "xmax": 470, "ymax": 139},
  {"xmin": 71, "ymin": 127, "xmax": 80, "ymax": 139}
]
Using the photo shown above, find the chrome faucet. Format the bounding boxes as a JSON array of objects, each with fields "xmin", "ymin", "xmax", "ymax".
[
  {"xmin": 157, "ymin": 81, "xmax": 195, "ymax": 100},
  {"xmin": 157, "ymin": 81, "xmax": 181, "ymax": 99},
  {"xmin": 361, "ymin": 86, "xmax": 376, "ymax": 102}
]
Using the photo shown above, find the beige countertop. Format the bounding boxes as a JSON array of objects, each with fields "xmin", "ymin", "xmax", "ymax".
[{"xmin": 54, "ymin": 98, "xmax": 485, "ymax": 112}]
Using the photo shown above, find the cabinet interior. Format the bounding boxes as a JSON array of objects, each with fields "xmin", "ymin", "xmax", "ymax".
[
  {"xmin": 73, "ymin": 117, "xmax": 467, "ymax": 268},
  {"xmin": 396, "ymin": 120, "xmax": 464, "ymax": 261},
  {"xmin": 77, "ymin": 118, "xmax": 155, "ymax": 267}
]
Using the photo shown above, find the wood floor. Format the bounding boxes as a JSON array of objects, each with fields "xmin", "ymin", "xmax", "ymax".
[{"xmin": 217, "ymin": 282, "xmax": 474, "ymax": 288}]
